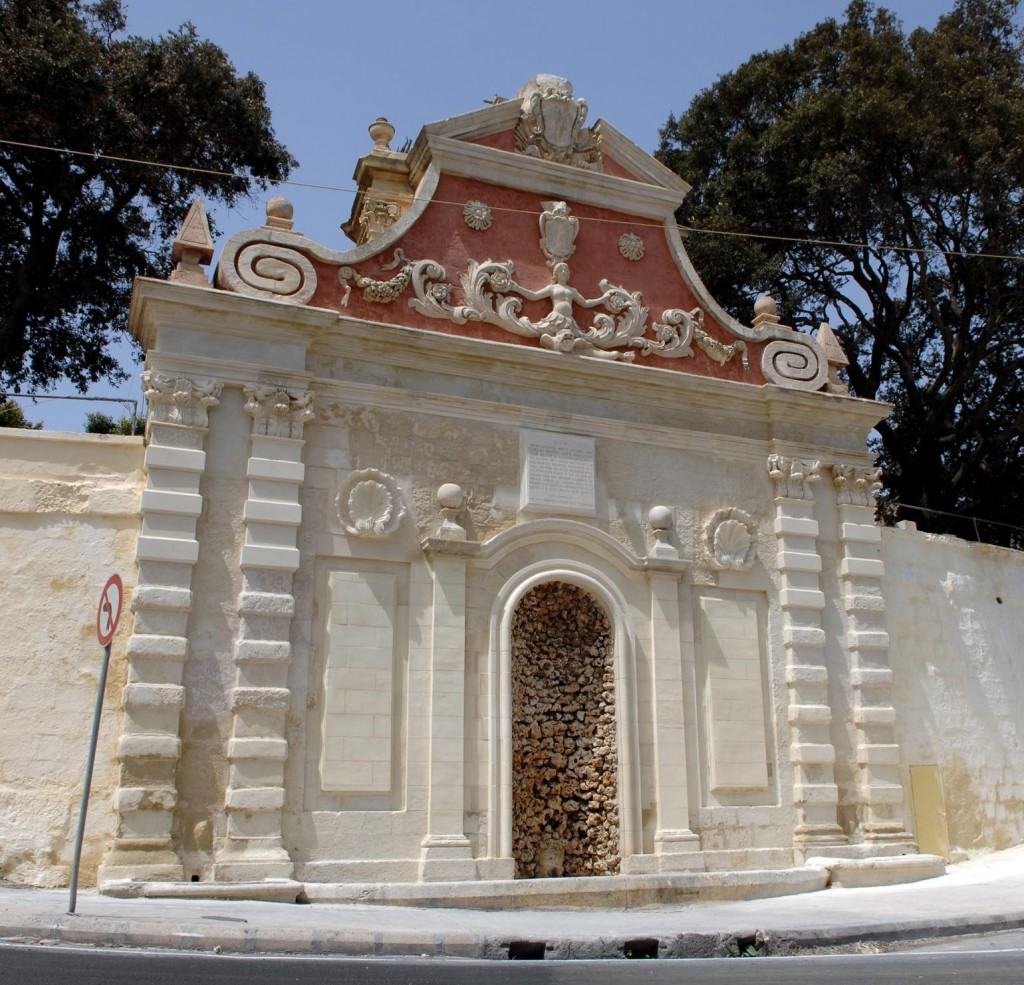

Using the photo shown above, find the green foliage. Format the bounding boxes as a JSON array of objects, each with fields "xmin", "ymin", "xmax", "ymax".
[
  {"xmin": 0, "ymin": 398, "xmax": 42, "ymax": 428},
  {"xmin": 0, "ymin": 0, "xmax": 296, "ymax": 392},
  {"xmin": 658, "ymin": 0, "xmax": 1024, "ymax": 546},
  {"xmin": 84, "ymin": 410, "xmax": 135, "ymax": 434}
]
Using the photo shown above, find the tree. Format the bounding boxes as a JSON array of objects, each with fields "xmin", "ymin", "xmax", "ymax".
[
  {"xmin": 84, "ymin": 410, "xmax": 135, "ymax": 434},
  {"xmin": 657, "ymin": 0, "xmax": 1024, "ymax": 546},
  {"xmin": 0, "ymin": 398, "xmax": 42, "ymax": 428},
  {"xmin": 0, "ymin": 0, "xmax": 295, "ymax": 392}
]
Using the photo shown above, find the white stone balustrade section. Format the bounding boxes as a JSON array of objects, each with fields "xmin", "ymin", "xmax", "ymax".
[
  {"xmin": 100, "ymin": 373, "xmax": 221, "ymax": 884},
  {"xmin": 214, "ymin": 386, "xmax": 311, "ymax": 883},
  {"xmin": 832, "ymin": 464, "xmax": 912, "ymax": 846},
  {"xmin": 767, "ymin": 454, "xmax": 846, "ymax": 855}
]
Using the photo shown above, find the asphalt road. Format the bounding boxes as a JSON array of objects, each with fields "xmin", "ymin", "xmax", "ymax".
[{"xmin": 3, "ymin": 942, "xmax": 1024, "ymax": 984}]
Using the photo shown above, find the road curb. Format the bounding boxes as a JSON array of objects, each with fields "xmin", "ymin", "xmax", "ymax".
[{"xmin": 4, "ymin": 908, "xmax": 1024, "ymax": 959}]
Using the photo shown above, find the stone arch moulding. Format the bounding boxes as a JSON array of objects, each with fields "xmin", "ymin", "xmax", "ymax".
[{"xmin": 486, "ymin": 559, "xmax": 642, "ymax": 869}]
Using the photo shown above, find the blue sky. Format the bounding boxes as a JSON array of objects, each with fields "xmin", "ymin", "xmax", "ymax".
[{"xmin": 23, "ymin": 0, "xmax": 961, "ymax": 430}]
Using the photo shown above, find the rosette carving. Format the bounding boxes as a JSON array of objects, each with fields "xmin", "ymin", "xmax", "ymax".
[
  {"xmin": 463, "ymin": 200, "xmax": 493, "ymax": 231},
  {"xmin": 703, "ymin": 508, "xmax": 757, "ymax": 570},
  {"xmin": 761, "ymin": 337, "xmax": 827, "ymax": 391},
  {"xmin": 337, "ymin": 468, "xmax": 406, "ymax": 538}
]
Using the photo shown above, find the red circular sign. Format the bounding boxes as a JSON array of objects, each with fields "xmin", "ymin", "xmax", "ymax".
[{"xmin": 96, "ymin": 574, "xmax": 124, "ymax": 647}]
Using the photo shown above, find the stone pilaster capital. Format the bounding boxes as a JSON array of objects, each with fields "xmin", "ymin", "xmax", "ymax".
[
  {"xmin": 142, "ymin": 371, "xmax": 222, "ymax": 428},
  {"xmin": 831, "ymin": 463, "xmax": 882, "ymax": 507},
  {"xmin": 243, "ymin": 385, "xmax": 314, "ymax": 438},
  {"xmin": 767, "ymin": 454, "xmax": 821, "ymax": 501}
]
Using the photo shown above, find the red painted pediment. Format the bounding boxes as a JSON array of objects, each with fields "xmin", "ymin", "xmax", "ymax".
[{"xmin": 215, "ymin": 76, "xmax": 838, "ymax": 393}]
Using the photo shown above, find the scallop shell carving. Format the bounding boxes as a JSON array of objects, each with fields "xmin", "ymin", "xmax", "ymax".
[
  {"xmin": 704, "ymin": 507, "xmax": 757, "ymax": 569},
  {"xmin": 337, "ymin": 468, "xmax": 405, "ymax": 538},
  {"xmin": 714, "ymin": 519, "xmax": 752, "ymax": 568}
]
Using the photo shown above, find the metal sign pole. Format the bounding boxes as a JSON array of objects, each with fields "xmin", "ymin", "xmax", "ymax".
[{"xmin": 67, "ymin": 641, "xmax": 112, "ymax": 915}]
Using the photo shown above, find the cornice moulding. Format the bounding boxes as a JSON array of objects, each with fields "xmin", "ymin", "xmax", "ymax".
[
  {"xmin": 412, "ymin": 135, "xmax": 682, "ymax": 219},
  {"xmin": 130, "ymin": 277, "xmax": 336, "ymax": 351},
  {"xmin": 420, "ymin": 99, "xmax": 523, "ymax": 143},
  {"xmin": 591, "ymin": 120, "xmax": 691, "ymax": 195},
  {"xmin": 131, "ymin": 278, "xmax": 888, "ymax": 451},
  {"xmin": 144, "ymin": 352, "xmax": 312, "ymax": 392}
]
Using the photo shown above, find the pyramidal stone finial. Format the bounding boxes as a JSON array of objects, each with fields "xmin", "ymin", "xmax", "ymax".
[
  {"xmin": 169, "ymin": 198, "xmax": 214, "ymax": 286},
  {"xmin": 817, "ymin": 320, "xmax": 851, "ymax": 395}
]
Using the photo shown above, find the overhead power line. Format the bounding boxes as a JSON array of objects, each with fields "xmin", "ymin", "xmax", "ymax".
[{"xmin": 2, "ymin": 136, "xmax": 1023, "ymax": 264}]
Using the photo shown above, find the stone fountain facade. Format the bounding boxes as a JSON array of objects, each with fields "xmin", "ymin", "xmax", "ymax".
[{"xmin": 86, "ymin": 76, "xmax": 952, "ymax": 899}]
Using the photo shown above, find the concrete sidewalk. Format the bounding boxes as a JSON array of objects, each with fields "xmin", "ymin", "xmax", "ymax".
[{"xmin": 2, "ymin": 846, "xmax": 1023, "ymax": 960}]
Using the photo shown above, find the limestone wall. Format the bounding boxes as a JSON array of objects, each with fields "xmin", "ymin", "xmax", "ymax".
[
  {"xmin": 886, "ymin": 526, "xmax": 1024, "ymax": 853},
  {"xmin": 0, "ymin": 430, "xmax": 143, "ymax": 886}
]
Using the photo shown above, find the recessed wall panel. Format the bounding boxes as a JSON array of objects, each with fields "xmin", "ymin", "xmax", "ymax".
[
  {"xmin": 320, "ymin": 570, "xmax": 396, "ymax": 793},
  {"xmin": 699, "ymin": 593, "xmax": 770, "ymax": 791}
]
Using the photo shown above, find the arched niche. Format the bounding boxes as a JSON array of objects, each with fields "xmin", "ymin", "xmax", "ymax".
[
  {"xmin": 510, "ymin": 581, "xmax": 619, "ymax": 878},
  {"xmin": 487, "ymin": 559, "xmax": 642, "ymax": 869}
]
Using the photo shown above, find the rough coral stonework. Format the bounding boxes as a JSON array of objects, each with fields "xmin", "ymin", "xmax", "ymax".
[{"xmin": 511, "ymin": 583, "xmax": 620, "ymax": 878}]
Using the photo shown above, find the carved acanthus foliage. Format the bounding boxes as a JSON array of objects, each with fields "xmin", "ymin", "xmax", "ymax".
[
  {"xmin": 514, "ymin": 74, "xmax": 602, "ymax": 171},
  {"xmin": 243, "ymin": 385, "xmax": 314, "ymax": 439},
  {"xmin": 315, "ymin": 402, "xmax": 379, "ymax": 432},
  {"xmin": 143, "ymin": 371, "xmax": 222, "ymax": 428},
  {"xmin": 832, "ymin": 464, "xmax": 882, "ymax": 507},
  {"xmin": 694, "ymin": 327, "xmax": 748, "ymax": 368},
  {"xmin": 767, "ymin": 454, "xmax": 821, "ymax": 500},
  {"xmin": 704, "ymin": 508, "xmax": 757, "ymax": 570},
  {"xmin": 337, "ymin": 468, "xmax": 406, "ymax": 538},
  {"xmin": 337, "ymin": 241, "xmax": 713, "ymax": 364},
  {"xmin": 358, "ymin": 198, "xmax": 400, "ymax": 241}
]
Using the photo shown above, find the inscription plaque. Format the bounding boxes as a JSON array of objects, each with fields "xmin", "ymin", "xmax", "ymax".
[{"xmin": 520, "ymin": 429, "xmax": 596, "ymax": 516}]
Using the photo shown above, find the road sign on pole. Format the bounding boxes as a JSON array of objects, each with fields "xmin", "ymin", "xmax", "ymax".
[
  {"xmin": 96, "ymin": 573, "xmax": 123, "ymax": 647},
  {"xmin": 68, "ymin": 573, "xmax": 124, "ymax": 915}
]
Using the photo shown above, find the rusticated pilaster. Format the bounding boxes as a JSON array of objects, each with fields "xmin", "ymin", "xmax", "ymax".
[{"xmin": 100, "ymin": 373, "xmax": 221, "ymax": 884}]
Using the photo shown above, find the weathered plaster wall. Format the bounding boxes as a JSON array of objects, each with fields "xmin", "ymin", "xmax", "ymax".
[
  {"xmin": 886, "ymin": 527, "xmax": 1024, "ymax": 853},
  {"xmin": 0, "ymin": 430, "xmax": 143, "ymax": 886}
]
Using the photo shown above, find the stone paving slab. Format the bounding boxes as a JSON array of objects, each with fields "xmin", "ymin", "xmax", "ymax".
[{"xmin": 1, "ymin": 846, "xmax": 1022, "ymax": 960}]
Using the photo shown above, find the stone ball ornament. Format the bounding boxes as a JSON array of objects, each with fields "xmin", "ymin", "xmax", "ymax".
[
  {"xmin": 753, "ymin": 294, "xmax": 780, "ymax": 320},
  {"xmin": 648, "ymin": 505, "xmax": 674, "ymax": 531},
  {"xmin": 436, "ymin": 482, "xmax": 465, "ymax": 509},
  {"xmin": 265, "ymin": 196, "xmax": 294, "ymax": 230},
  {"xmin": 337, "ymin": 468, "xmax": 406, "ymax": 538}
]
